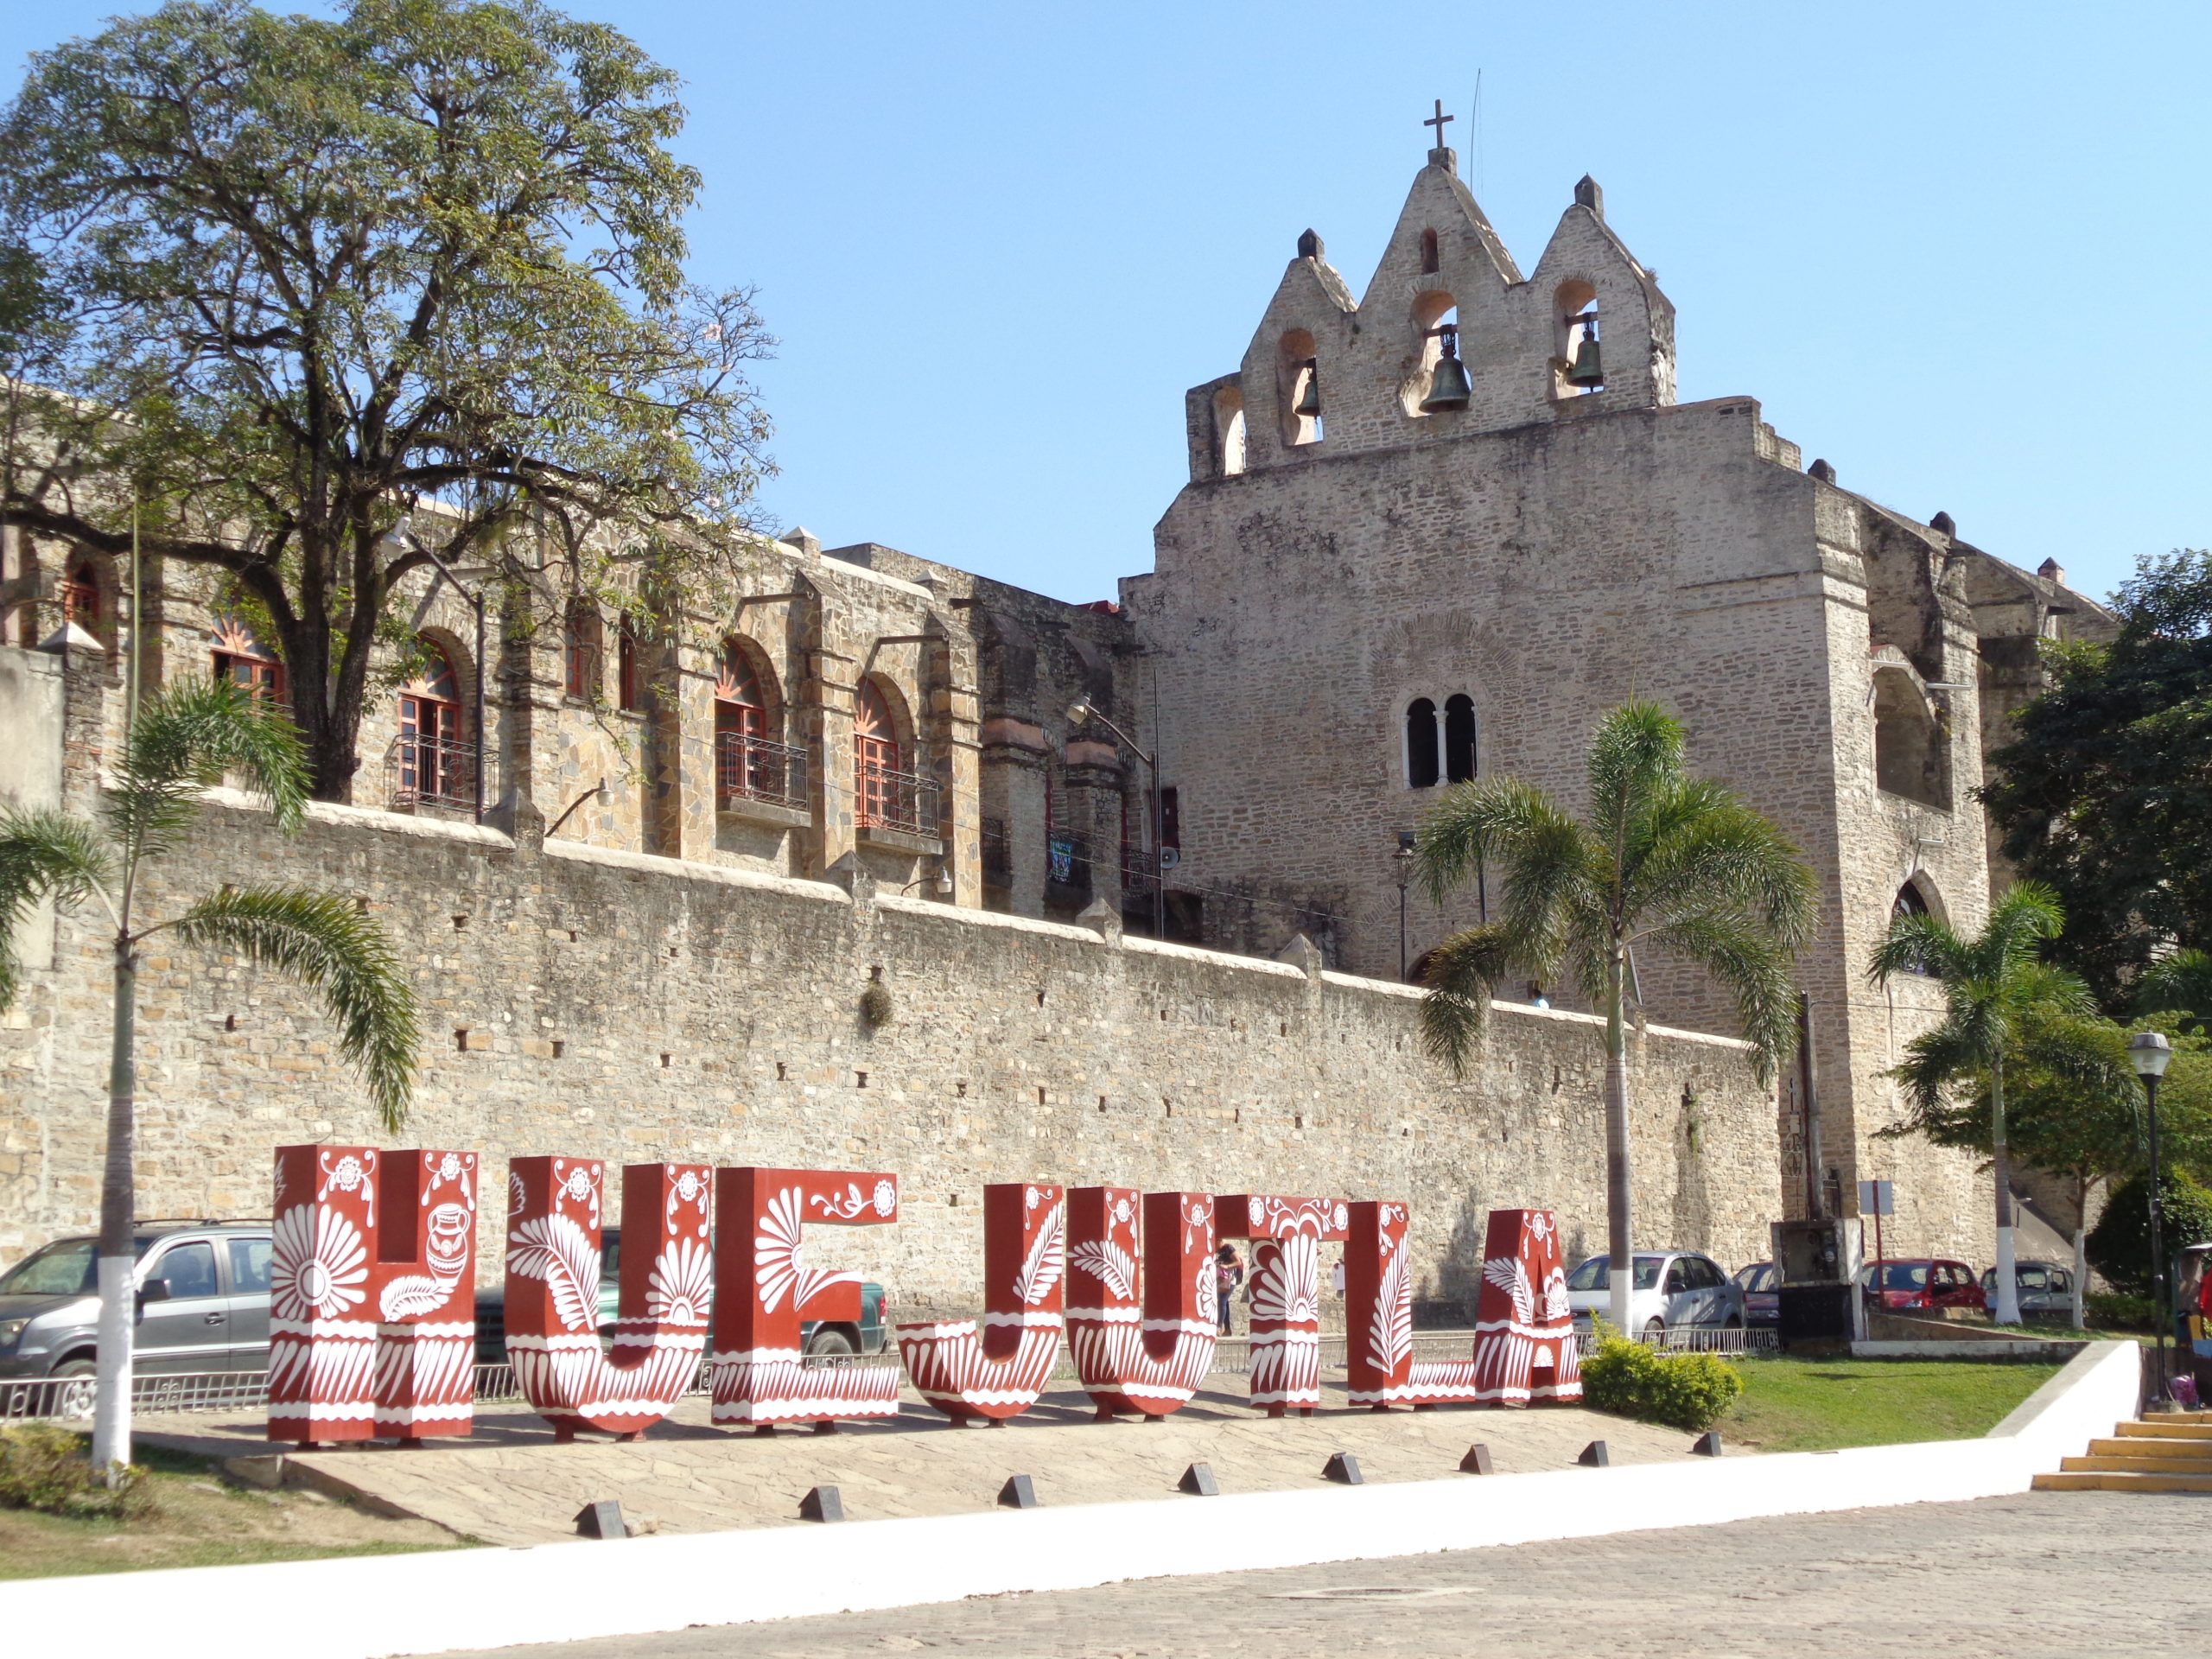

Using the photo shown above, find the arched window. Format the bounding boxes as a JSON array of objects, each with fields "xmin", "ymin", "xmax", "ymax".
[
  {"xmin": 1409, "ymin": 294, "xmax": 1468, "ymax": 416},
  {"xmin": 1213, "ymin": 385, "xmax": 1248, "ymax": 478},
  {"xmin": 616, "ymin": 615, "xmax": 644, "ymax": 711},
  {"xmin": 1555, "ymin": 280, "xmax": 1602, "ymax": 395},
  {"xmin": 1278, "ymin": 327, "xmax": 1321, "ymax": 447},
  {"xmin": 563, "ymin": 601, "xmax": 601, "ymax": 700},
  {"xmin": 1891, "ymin": 880, "xmax": 1936, "ymax": 976},
  {"xmin": 715, "ymin": 639, "xmax": 794, "ymax": 808},
  {"xmin": 1444, "ymin": 693, "xmax": 1478, "ymax": 782},
  {"xmin": 1405, "ymin": 698, "xmax": 1440, "ymax": 789},
  {"xmin": 1419, "ymin": 227, "xmax": 1440, "ymax": 276},
  {"xmin": 1872, "ymin": 667, "xmax": 1950, "ymax": 810},
  {"xmin": 855, "ymin": 678, "xmax": 921, "ymax": 832},
  {"xmin": 397, "ymin": 639, "xmax": 467, "ymax": 809},
  {"xmin": 211, "ymin": 615, "xmax": 284, "ymax": 699},
  {"xmin": 60, "ymin": 554, "xmax": 102, "ymax": 631}
]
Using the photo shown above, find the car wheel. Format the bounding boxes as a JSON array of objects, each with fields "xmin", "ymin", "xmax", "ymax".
[
  {"xmin": 804, "ymin": 1327, "xmax": 858, "ymax": 1363},
  {"xmin": 50, "ymin": 1357, "xmax": 97, "ymax": 1420},
  {"xmin": 1642, "ymin": 1319, "xmax": 1665, "ymax": 1340},
  {"xmin": 1725, "ymin": 1314, "xmax": 1744, "ymax": 1331}
]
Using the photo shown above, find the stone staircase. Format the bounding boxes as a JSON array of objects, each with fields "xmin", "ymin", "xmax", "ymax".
[{"xmin": 2034, "ymin": 1414, "xmax": 2212, "ymax": 1492}]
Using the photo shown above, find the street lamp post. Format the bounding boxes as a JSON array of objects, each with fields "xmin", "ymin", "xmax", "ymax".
[
  {"xmin": 2132, "ymin": 1029, "xmax": 2176, "ymax": 1408},
  {"xmin": 1394, "ymin": 833, "xmax": 1416, "ymax": 982},
  {"xmin": 1065, "ymin": 698, "xmax": 1164, "ymax": 943}
]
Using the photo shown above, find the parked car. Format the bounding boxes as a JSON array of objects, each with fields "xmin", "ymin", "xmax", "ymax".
[
  {"xmin": 1857, "ymin": 1258, "xmax": 1986, "ymax": 1313},
  {"xmin": 1565, "ymin": 1250, "xmax": 1745, "ymax": 1337},
  {"xmin": 1980, "ymin": 1260, "xmax": 2075, "ymax": 1319},
  {"xmin": 0, "ymin": 1222, "xmax": 274, "ymax": 1381},
  {"xmin": 473, "ymin": 1226, "xmax": 888, "ymax": 1363},
  {"xmin": 1734, "ymin": 1261, "xmax": 1780, "ymax": 1325}
]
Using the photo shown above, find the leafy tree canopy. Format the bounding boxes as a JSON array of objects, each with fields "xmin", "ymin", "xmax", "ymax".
[
  {"xmin": 0, "ymin": 0, "xmax": 772, "ymax": 797},
  {"xmin": 1986, "ymin": 551, "xmax": 2212, "ymax": 1007}
]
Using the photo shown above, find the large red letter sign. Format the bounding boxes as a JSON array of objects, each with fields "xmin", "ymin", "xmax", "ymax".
[
  {"xmin": 268, "ymin": 1144, "xmax": 479, "ymax": 1444},
  {"xmin": 897, "ymin": 1182, "xmax": 1065, "ymax": 1421},
  {"xmin": 1470, "ymin": 1207, "xmax": 1582, "ymax": 1405},
  {"xmin": 1219, "ymin": 1193, "xmax": 1347, "ymax": 1417},
  {"xmin": 1345, "ymin": 1199, "xmax": 1482, "ymax": 1408},
  {"xmin": 1067, "ymin": 1187, "xmax": 1217, "ymax": 1419},
  {"xmin": 505, "ymin": 1157, "xmax": 711, "ymax": 1440},
  {"xmin": 709, "ymin": 1167, "xmax": 900, "ymax": 1427}
]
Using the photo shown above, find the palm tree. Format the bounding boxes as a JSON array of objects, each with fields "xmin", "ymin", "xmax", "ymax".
[
  {"xmin": 1414, "ymin": 701, "xmax": 1818, "ymax": 1336},
  {"xmin": 1871, "ymin": 881, "xmax": 2078, "ymax": 1325},
  {"xmin": 0, "ymin": 672, "xmax": 417, "ymax": 1475},
  {"xmin": 2140, "ymin": 949, "xmax": 2212, "ymax": 1036}
]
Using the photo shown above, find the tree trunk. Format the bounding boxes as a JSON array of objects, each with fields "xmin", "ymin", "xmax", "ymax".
[
  {"xmin": 1605, "ymin": 949, "xmax": 1636, "ymax": 1337},
  {"xmin": 2071, "ymin": 1173, "xmax": 2089, "ymax": 1331},
  {"xmin": 92, "ymin": 941, "xmax": 137, "ymax": 1476},
  {"xmin": 1990, "ymin": 1056, "xmax": 2020, "ymax": 1325}
]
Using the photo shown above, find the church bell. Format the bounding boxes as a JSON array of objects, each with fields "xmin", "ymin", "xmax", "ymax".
[
  {"xmin": 1564, "ymin": 315, "xmax": 1604, "ymax": 389},
  {"xmin": 1420, "ymin": 324, "xmax": 1471, "ymax": 413},
  {"xmin": 1294, "ymin": 358, "xmax": 1322, "ymax": 420}
]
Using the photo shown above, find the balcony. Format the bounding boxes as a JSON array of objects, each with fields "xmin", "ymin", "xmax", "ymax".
[
  {"xmin": 716, "ymin": 733, "xmax": 810, "ymax": 827},
  {"xmin": 856, "ymin": 759, "xmax": 941, "ymax": 852},
  {"xmin": 385, "ymin": 734, "xmax": 478, "ymax": 814}
]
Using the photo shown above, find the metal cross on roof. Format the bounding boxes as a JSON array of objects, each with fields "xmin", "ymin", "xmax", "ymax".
[{"xmin": 1424, "ymin": 99, "xmax": 1453, "ymax": 150}]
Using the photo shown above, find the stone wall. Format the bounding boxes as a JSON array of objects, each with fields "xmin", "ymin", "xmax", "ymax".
[{"xmin": 0, "ymin": 789, "xmax": 1780, "ymax": 1314}]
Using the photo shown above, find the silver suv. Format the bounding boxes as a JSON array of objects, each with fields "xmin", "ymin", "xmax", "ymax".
[{"xmin": 0, "ymin": 1222, "xmax": 274, "ymax": 1382}]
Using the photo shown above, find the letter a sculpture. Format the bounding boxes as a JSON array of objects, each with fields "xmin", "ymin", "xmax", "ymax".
[
  {"xmin": 268, "ymin": 1143, "xmax": 479, "ymax": 1444},
  {"xmin": 1344, "ymin": 1199, "xmax": 1482, "ymax": 1408},
  {"xmin": 1469, "ymin": 1207, "xmax": 1582, "ymax": 1405},
  {"xmin": 1066, "ymin": 1187, "xmax": 1217, "ymax": 1420},
  {"xmin": 1218, "ymin": 1193, "xmax": 1348, "ymax": 1417},
  {"xmin": 709, "ymin": 1166, "xmax": 900, "ymax": 1427},
  {"xmin": 505, "ymin": 1156, "xmax": 712, "ymax": 1440},
  {"xmin": 898, "ymin": 1183, "xmax": 1065, "ymax": 1422}
]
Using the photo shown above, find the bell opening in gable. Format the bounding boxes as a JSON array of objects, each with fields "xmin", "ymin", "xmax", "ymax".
[
  {"xmin": 1554, "ymin": 281, "xmax": 1603, "ymax": 397},
  {"xmin": 1408, "ymin": 294, "xmax": 1469, "ymax": 417}
]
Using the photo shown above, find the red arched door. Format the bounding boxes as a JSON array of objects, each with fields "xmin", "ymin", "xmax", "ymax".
[
  {"xmin": 399, "ymin": 642, "xmax": 464, "ymax": 806},
  {"xmin": 854, "ymin": 681, "xmax": 902, "ymax": 830},
  {"xmin": 715, "ymin": 645, "xmax": 767, "ymax": 804}
]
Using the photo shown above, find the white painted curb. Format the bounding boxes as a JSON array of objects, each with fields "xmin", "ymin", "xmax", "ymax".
[{"xmin": 13, "ymin": 1341, "xmax": 2139, "ymax": 1659}]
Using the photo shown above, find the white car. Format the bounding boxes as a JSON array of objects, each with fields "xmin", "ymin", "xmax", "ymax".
[{"xmin": 1565, "ymin": 1250, "xmax": 1745, "ymax": 1338}]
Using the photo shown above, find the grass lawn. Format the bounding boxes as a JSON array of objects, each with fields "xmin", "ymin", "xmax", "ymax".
[
  {"xmin": 1719, "ymin": 1356, "xmax": 2072, "ymax": 1453},
  {"xmin": 0, "ymin": 1439, "xmax": 474, "ymax": 1580}
]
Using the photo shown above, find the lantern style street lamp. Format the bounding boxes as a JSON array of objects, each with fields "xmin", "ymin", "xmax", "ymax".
[
  {"xmin": 1065, "ymin": 698, "xmax": 1164, "ymax": 944},
  {"xmin": 2132, "ymin": 1029, "xmax": 2175, "ymax": 1408},
  {"xmin": 1394, "ymin": 833, "xmax": 1417, "ymax": 982}
]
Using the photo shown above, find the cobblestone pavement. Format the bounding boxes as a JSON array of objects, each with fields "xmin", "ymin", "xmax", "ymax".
[
  {"xmin": 149, "ymin": 1381, "xmax": 1692, "ymax": 1544},
  {"xmin": 455, "ymin": 1492, "xmax": 2210, "ymax": 1659}
]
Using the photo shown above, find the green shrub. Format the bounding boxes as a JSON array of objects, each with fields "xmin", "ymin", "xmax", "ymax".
[
  {"xmin": 2085, "ymin": 1289, "xmax": 2158, "ymax": 1331},
  {"xmin": 0, "ymin": 1425, "xmax": 154, "ymax": 1519},
  {"xmin": 1579, "ymin": 1333, "xmax": 1745, "ymax": 1431},
  {"xmin": 2086, "ymin": 1171, "xmax": 2212, "ymax": 1295}
]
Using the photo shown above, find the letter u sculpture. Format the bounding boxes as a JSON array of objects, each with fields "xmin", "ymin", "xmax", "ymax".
[
  {"xmin": 1066, "ymin": 1187, "xmax": 1217, "ymax": 1419},
  {"xmin": 897, "ymin": 1182, "xmax": 1065, "ymax": 1421}
]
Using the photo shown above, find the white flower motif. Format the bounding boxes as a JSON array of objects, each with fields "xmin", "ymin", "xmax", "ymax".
[
  {"xmin": 756, "ymin": 1187, "xmax": 856, "ymax": 1313},
  {"xmin": 563, "ymin": 1168, "xmax": 594, "ymax": 1205},
  {"xmin": 872, "ymin": 1179, "xmax": 896, "ymax": 1217},
  {"xmin": 270, "ymin": 1204, "xmax": 368, "ymax": 1321},
  {"xmin": 1112, "ymin": 1197, "xmax": 1133, "ymax": 1226},
  {"xmin": 1247, "ymin": 1196, "xmax": 1266, "ymax": 1229},
  {"xmin": 507, "ymin": 1213, "xmax": 601, "ymax": 1332},
  {"xmin": 437, "ymin": 1152, "xmax": 462, "ymax": 1183},
  {"xmin": 675, "ymin": 1170, "xmax": 703, "ymax": 1205},
  {"xmin": 1026, "ymin": 1185, "xmax": 1039, "ymax": 1211},
  {"xmin": 647, "ymin": 1236, "xmax": 714, "ymax": 1325},
  {"xmin": 332, "ymin": 1155, "xmax": 364, "ymax": 1192},
  {"xmin": 1332, "ymin": 1203, "xmax": 1349, "ymax": 1232}
]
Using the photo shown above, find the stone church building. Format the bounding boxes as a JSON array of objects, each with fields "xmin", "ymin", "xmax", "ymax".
[{"xmin": 0, "ymin": 143, "xmax": 2111, "ymax": 1287}]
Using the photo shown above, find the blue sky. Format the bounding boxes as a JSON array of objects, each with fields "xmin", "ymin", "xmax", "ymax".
[{"xmin": 6, "ymin": 3, "xmax": 2206, "ymax": 608}]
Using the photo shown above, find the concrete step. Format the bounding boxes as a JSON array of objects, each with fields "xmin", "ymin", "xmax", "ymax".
[
  {"xmin": 2062, "ymin": 1454, "xmax": 2212, "ymax": 1476},
  {"xmin": 2115, "ymin": 1419, "xmax": 2212, "ymax": 1440},
  {"xmin": 2085, "ymin": 1436, "xmax": 2212, "ymax": 1461},
  {"xmin": 2035, "ymin": 1469, "xmax": 2212, "ymax": 1493}
]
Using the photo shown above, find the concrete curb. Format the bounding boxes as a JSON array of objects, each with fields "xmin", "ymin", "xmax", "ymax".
[{"xmin": 12, "ymin": 1341, "xmax": 2140, "ymax": 1659}]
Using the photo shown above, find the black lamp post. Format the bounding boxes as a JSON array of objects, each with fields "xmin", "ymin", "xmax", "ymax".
[
  {"xmin": 1066, "ymin": 698, "xmax": 1164, "ymax": 943},
  {"xmin": 1394, "ymin": 833, "xmax": 1416, "ymax": 982},
  {"xmin": 2132, "ymin": 1029, "xmax": 2176, "ymax": 1408}
]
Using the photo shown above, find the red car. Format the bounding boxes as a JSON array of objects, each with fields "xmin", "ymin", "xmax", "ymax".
[{"xmin": 1858, "ymin": 1258, "xmax": 1986, "ymax": 1313}]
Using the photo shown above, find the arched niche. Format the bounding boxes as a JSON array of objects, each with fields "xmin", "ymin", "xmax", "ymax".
[
  {"xmin": 1871, "ymin": 665, "xmax": 1951, "ymax": 811},
  {"xmin": 1553, "ymin": 279, "xmax": 1602, "ymax": 397},
  {"xmin": 1276, "ymin": 327, "xmax": 1320, "ymax": 448},
  {"xmin": 1212, "ymin": 385, "xmax": 1248, "ymax": 477},
  {"xmin": 1405, "ymin": 291, "xmax": 1467, "ymax": 417}
]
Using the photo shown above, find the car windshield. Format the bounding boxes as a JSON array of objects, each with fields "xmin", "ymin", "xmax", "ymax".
[
  {"xmin": 1738, "ymin": 1263, "xmax": 1776, "ymax": 1292},
  {"xmin": 0, "ymin": 1238, "xmax": 98, "ymax": 1296},
  {"xmin": 1565, "ymin": 1255, "xmax": 1663, "ymax": 1292},
  {"xmin": 1878, "ymin": 1263, "xmax": 1930, "ymax": 1290}
]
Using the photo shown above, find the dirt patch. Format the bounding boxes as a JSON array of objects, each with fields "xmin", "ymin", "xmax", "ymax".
[{"xmin": 0, "ymin": 1439, "xmax": 474, "ymax": 1580}]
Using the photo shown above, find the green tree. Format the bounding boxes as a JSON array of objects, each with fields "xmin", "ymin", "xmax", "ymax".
[
  {"xmin": 1414, "ymin": 701, "xmax": 1818, "ymax": 1335},
  {"xmin": 2139, "ymin": 950, "xmax": 2212, "ymax": 1037},
  {"xmin": 1872, "ymin": 883, "xmax": 2088, "ymax": 1324},
  {"xmin": 0, "ymin": 0, "xmax": 772, "ymax": 799},
  {"xmin": 2088, "ymin": 1170, "xmax": 2212, "ymax": 1299},
  {"xmin": 1984, "ymin": 551, "xmax": 2212, "ymax": 1007},
  {"xmin": 0, "ymin": 660, "xmax": 417, "ymax": 1477}
]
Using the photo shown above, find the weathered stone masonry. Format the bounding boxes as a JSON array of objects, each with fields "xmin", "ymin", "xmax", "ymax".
[{"xmin": 0, "ymin": 788, "xmax": 1775, "ymax": 1313}]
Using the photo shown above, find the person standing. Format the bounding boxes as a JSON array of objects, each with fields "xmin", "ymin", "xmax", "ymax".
[{"xmin": 1216, "ymin": 1244, "xmax": 1244, "ymax": 1336}]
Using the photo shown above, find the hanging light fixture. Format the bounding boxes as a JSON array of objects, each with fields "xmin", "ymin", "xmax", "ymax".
[
  {"xmin": 1293, "ymin": 357, "xmax": 1322, "ymax": 419},
  {"xmin": 1564, "ymin": 311, "xmax": 1604, "ymax": 389},
  {"xmin": 1420, "ymin": 323, "xmax": 1471, "ymax": 412}
]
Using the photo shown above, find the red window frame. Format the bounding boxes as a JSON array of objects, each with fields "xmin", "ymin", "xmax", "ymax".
[
  {"xmin": 399, "ymin": 645, "xmax": 464, "ymax": 805},
  {"xmin": 853, "ymin": 681, "xmax": 901, "ymax": 829}
]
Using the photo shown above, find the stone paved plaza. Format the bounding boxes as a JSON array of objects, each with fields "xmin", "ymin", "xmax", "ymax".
[
  {"xmin": 152, "ymin": 1377, "xmax": 1692, "ymax": 1546},
  {"xmin": 446, "ymin": 1492, "xmax": 2209, "ymax": 1659}
]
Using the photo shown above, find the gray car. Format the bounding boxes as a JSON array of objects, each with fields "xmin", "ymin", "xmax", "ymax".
[
  {"xmin": 1980, "ymin": 1259, "xmax": 2075, "ymax": 1319},
  {"xmin": 0, "ymin": 1223, "xmax": 274, "ymax": 1383}
]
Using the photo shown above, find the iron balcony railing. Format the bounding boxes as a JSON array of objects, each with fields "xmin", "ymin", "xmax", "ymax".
[
  {"xmin": 715, "ymin": 733, "xmax": 809, "ymax": 813},
  {"xmin": 855, "ymin": 758, "xmax": 940, "ymax": 838},
  {"xmin": 385, "ymin": 734, "xmax": 478, "ymax": 812}
]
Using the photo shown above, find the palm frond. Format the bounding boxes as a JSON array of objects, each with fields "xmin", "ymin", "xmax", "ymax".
[
  {"xmin": 2139, "ymin": 950, "xmax": 2212, "ymax": 1030},
  {"xmin": 1416, "ymin": 925, "xmax": 1520, "ymax": 1077},
  {"xmin": 1585, "ymin": 701, "xmax": 1685, "ymax": 856},
  {"xmin": 1627, "ymin": 785, "xmax": 1820, "ymax": 949},
  {"xmin": 1868, "ymin": 912, "xmax": 1971, "ymax": 988},
  {"xmin": 1886, "ymin": 1018, "xmax": 1988, "ymax": 1118},
  {"xmin": 105, "ymin": 675, "xmax": 309, "ymax": 861},
  {"xmin": 166, "ymin": 886, "xmax": 417, "ymax": 1130},
  {"xmin": 1414, "ymin": 777, "xmax": 1576, "ymax": 904},
  {"xmin": 1645, "ymin": 912, "xmax": 1802, "ymax": 1084},
  {"xmin": 0, "ymin": 807, "xmax": 116, "ymax": 1010},
  {"xmin": 1967, "ymin": 881, "xmax": 2066, "ymax": 981}
]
